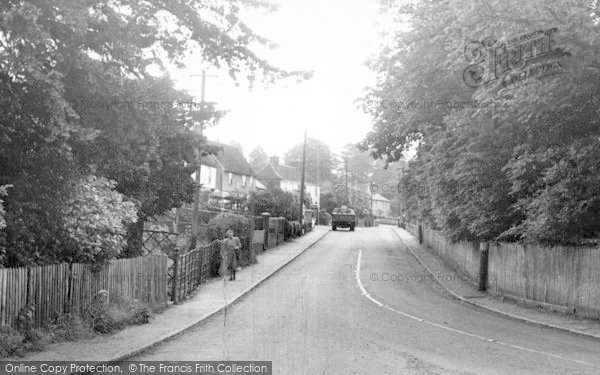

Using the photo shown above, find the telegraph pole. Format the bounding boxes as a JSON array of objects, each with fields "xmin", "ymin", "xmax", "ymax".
[
  {"xmin": 192, "ymin": 70, "xmax": 209, "ymax": 236},
  {"xmin": 299, "ymin": 130, "xmax": 307, "ymax": 232},
  {"xmin": 316, "ymin": 152, "xmax": 319, "ymax": 225},
  {"xmin": 345, "ymin": 156, "xmax": 349, "ymax": 205}
]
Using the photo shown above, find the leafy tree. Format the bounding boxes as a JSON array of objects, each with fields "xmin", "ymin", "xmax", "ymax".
[
  {"xmin": 331, "ymin": 144, "xmax": 379, "ymax": 211},
  {"xmin": 230, "ymin": 141, "xmax": 244, "ymax": 155},
  {"xmin": 361, "ymin": 0, "xmax": 600, "ymax": 244},
  {"xmin": 249, "ymin": 146, "xmax": 269, "ymax": 171},
  {"xmin": 0, "ymin": 0, "xmax": 291, "ymax": 264},
  {"xmin": 284, "ymin": 138, "xmax": 334, "ymax": 183},
  {"xmin": 63, "ymin": 71, "xmax": 214, "ymax": 257},
  {"xmin": 320, "ymin": 192, "xmax": 342, "ymax": 214}
]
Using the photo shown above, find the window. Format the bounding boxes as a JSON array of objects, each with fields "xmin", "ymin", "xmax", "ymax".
[
  {"xmin": 229, "ymin": 173, "xmax": 233, "ymax": 185},
  {"xmin": 243, "ymin": 175, "xmax": 247, "ymax": 187}
]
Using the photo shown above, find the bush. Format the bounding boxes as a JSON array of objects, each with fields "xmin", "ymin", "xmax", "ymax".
[
  {"xmin": 62, "ymin": 176, "xmax": 138, "ymax": 264},
  {"xmin": 319, "ymin": 210, "xmax": 331, "ymax": 225},
  {"xmin": 248, "ymin": 188, "xmax": 299, "ymax": 221},
  {"xmin": 90, "ymin": 291, "xmax": 151, "ymax": 334},
  {"xmin": 0, "ymin": 327, "xmax": 26, "ymax": 357},
  {"xmin": 49, "ymin": 313, "xmax": 94, "ymax": 341},
  {"xmin": 0, "ymin": 326, "xmax": 53, "ymax": 358}
]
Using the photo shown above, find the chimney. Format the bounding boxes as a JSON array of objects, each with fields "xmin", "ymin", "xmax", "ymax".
[{"xmin": 270, "ymin": 156, "xmax": 279, "ymax": 166}]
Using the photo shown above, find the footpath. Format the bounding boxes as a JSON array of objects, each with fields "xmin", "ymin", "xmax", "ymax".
[
  {"xmin": 392, "ymin": 227, "xmax": 600, "ymax": 340},
  {"xmin": 15, "ymin": 226, "xmax": 329, "ymax": 363}
]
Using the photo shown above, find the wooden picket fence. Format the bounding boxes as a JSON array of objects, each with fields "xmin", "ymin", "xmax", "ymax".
[
  {"xmin": 1, "ymin": 223, "xmax": 273, "ymax": 326},
  {"xmin": 170, "ymin": 243, "xmax": 214, "ymax": 303},
  {"xmin": 0, "ymin": 256, "xmax": 168, "ymax": 328},
  {"xmin": 170, "ymin": 232, "xmax": 266, "ymax": 303}
]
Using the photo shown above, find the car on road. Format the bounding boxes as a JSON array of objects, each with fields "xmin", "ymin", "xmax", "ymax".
[{"xmin": 331, "ymin": 206, "xmax": 356, "ymax": 231}]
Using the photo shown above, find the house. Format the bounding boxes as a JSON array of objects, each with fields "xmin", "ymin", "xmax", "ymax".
[
  {"xmin": 371, "ymin": 193, "xmax": 391, "ymax": 218},
  {"xmin": 193, "ymin": 141, "xmax": 256, "ymax": 208},
  {"xmin": 256, "ymin": 156, "xmax": 321, "ymax": 208}
]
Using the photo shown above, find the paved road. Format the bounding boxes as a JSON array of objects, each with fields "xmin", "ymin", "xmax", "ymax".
[{"xmin": 132, "ymin": 227, "xmax": 600, "ymax": 374}]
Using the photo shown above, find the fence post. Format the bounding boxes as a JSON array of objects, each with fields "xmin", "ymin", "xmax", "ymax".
[
  {"xmin": 172, "ymin": 249, "xmax": 180, "ymax": 304},
  {"xmin": 478, "ymin": 242, "xmax": 489, "ymax": 291},
  {"xmin": 65, "ymin": 263, "xmax": 73, "ymax": 313},
  {"xmin": 418, "ymin": 224, "xmax": 423, "ymax": 244}
]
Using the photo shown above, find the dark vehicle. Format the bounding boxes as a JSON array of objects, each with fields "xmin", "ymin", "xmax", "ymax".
[{"xmin": 331, "ymin": 206, "xmax": 356, "ymax": 231}]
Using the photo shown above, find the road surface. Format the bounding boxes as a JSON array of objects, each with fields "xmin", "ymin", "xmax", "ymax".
[{"xmin": 132, "ymin": 227, "xmax": 600, "ymax": 374}]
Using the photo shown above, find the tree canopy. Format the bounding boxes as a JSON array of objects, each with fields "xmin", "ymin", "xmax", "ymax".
[
  {"xmin": 0, "ymin": 0, "xmax": 288, "ymax": 265},
  {"xmin": 249, "ymin": 146, "xmax": 269, "ymax": 172},
  {"xmin": 284, "ymin": 138, "xmax": 334, "ymax": 183},
  {"xmin": 360, "ymin": 0, "xmax": 600, "ymax": 245}
]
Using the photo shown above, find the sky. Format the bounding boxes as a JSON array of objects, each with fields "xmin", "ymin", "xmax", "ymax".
[{"xmin": 170, "ymin": 0, "xmax": 385, "ymax": 159}]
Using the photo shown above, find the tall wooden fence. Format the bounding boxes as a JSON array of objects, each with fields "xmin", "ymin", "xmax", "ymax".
[
  {"xmin": 0, "ymin": 256, "xmax": 168, "ymax": 328},
  {"xmin": 488, "ymin": 242, "xmax": 600, "ymax": 318},
  {"xmin": 406, "ymin": 224, "xmax": 600, "ymax": 319},
  {"xmin": 421, "ymin": 227, "xmax": 482, "ymax": 285}
]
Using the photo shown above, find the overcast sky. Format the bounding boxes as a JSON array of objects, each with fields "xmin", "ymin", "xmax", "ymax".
[{"xmin": 170, "ymin": 0, "xmax": 384, "ymax": 159}]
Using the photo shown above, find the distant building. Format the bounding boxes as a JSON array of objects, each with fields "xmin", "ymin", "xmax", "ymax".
[
  {"xmin": 371, "ymin": 193, "xmax": 391, "ymax": 218},
  {"xmin": 256, "ymin": 156, "xmax": 320, "ymax": 208}
]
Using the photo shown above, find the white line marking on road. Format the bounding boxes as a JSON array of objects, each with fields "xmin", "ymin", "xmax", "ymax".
[
  {"xmin": 355, "ymin": 250, "xmax": 382, "ymax": 307},
  {"xmin": 354, "ymin": 249, "xmax": 600, "ymax": 369}
]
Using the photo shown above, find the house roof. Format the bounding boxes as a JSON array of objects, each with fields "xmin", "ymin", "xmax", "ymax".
[
  {"xmin": 372, "ymin": 193, "xmax": 390, "ymax": 202},
  {"xmin": 256, "ymin": 164, "xmax": 282, "ymax": 181},
  {"xmin": 201, "ymin": 141, "xmax": 254, "ymax": 176},
  {"xmin": 276, "ymin": 164, "xmax": 302, "ymax": 182},
  {"xmin": 256, "ymin": 162, "xmax": 317, "ymax": 184},
  {"xmin": 199, "ymin": 154, "xmax": 221, "ymax": 169}
]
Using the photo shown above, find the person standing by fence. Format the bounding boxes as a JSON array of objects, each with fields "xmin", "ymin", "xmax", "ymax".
[{"xmin": 221, "ymin": 229, "xmax": 241, "ymax": 281}]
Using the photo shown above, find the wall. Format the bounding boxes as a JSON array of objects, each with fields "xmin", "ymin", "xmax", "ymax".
[
  {"xmin": 373, "ymin": 200, "xmax": 391, "ymax": 217},
  {"xmin": 306, "ymin": 183, "xmax": 320, "ymax": 207},
  {"xmin": 198, "ymin": 164, "xmax": 217, "ymax": 190},
  {"xmin": 220, "ymin": 171, "xmax": 255, "ymax": 195}
]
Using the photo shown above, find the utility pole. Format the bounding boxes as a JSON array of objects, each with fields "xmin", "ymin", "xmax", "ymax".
[
  {"xmin": 345, "ymin": 156, "xmax": 349, "ymax": 205},
  {"xmin": 192, "ymin": 70, "xmax": 211, "ymax": 236},
  {"xmin": 299, "ymin": 130, "xmax": 307, "ymax": 233},
  {"xmin": 316, "ymin": 152, "xmax": 319, "ymax": 225},
  {"xmin": 479, "ymin": 100, "xmax": 496, "ymax": 291}
]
